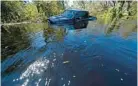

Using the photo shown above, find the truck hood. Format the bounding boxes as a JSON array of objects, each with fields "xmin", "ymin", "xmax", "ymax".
[{"xmin": 49, "ymin": 15, "xmax": 71, "ymax": 22}]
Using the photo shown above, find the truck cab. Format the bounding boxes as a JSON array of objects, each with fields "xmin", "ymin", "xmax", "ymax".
[{"xmin": 48, "ymin": 9, "xmax": 89, "ymax": 24}]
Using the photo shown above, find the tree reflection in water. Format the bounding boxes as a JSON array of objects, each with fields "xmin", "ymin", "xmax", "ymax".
[{"xmin": 1, "ymin": 25, "xmax": 30, "ymax": 61}]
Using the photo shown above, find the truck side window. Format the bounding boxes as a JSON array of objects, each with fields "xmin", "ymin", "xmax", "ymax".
[{"xmin": 75, "ymin": 12, "xmax": 88, "ymax": 18}]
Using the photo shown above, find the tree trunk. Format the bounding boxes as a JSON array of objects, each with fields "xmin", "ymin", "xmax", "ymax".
[{"xmin": 127, "ymin": 1, "xmax": 131, "ymax": 16}]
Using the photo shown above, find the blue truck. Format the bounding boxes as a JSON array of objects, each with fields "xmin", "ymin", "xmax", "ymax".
[{"xmin": 48, "ymin": 9, "xmax": 96, "ymax": 24}]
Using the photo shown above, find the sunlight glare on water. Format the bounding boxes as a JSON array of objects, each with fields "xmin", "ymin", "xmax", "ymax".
[{"xmin": 13, "ymin": 58, "xmax": 50, "ymax": 86}]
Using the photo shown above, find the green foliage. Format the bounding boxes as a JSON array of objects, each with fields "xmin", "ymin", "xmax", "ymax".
[
  {"xmin": 127, "ymin": 2, "xmax": 137, "ymax": 19},
  {"xmin": 35, "ymin": 1, "xmax": 64, "ymax": 17},
  {"xmin": 101, "ymin": 7, "xmax": 115, "ymax": 24},
  {"xmin": 1, "ymin": 1, "xmax": 25, "ymax": 23},
  {"xmin": 23, "ymin": 3, "xmax": 39, "ymax": 20},
  {"xmin": 1, "ymin": 1, "xmax": 65, "ymax": 23}
]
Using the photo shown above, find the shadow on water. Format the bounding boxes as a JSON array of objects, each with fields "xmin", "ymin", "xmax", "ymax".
[{"xmin": 1, "ymin": 19, "xmax": 137, "ymax": 86}]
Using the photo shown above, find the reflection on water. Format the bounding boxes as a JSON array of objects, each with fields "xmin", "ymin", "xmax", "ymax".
[
  {"xmin": 1, "ymin": 20, "xmax": 137, "ymax": 86},
  {"xmin": 1, "ymin": 25, "xmax": 29, "ymax": 61},
  {"xmin": 104, "ymin": 19, "xmax": 137, "ymax": 36},
  {"xmin": 50, "ymin": 20, "xmax": 88, "ymax": 30}
]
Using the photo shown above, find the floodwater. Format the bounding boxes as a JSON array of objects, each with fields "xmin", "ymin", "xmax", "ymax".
[{"xmin": 1, "ymin": 20, "xmax": 137, "ymax": 86}]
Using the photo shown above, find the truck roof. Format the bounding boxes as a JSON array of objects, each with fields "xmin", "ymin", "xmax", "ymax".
[{"xmin": 67, "ymin": 9, "xmax": 88, "ymax": 12}]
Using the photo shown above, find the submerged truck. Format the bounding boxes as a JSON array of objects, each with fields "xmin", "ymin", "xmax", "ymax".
[{"xmin": 48, "ymin": 9, "xmax": 96, "ymax": 24}]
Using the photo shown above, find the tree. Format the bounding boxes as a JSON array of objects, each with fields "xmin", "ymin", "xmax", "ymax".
[
  {"xmin": 1, "ymin": 1, "xmax": 25, "ymax": 23},
  {"xmin": 23, "ymin": 3, "xmax": 39, "ymax": 20},
  {"xmin": 35, "ymin": 1, "xmax": 64, "ymax": 17}
]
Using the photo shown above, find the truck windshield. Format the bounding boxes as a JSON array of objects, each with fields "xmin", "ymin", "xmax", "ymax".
[{"xmin": 61, "ymin": 10, "xmax": 76, "ymax": 18}]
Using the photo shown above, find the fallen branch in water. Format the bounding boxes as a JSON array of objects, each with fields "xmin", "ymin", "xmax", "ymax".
[{"xmin": 1, "ymin": 21, "xmax": 32, "ymax": 26}]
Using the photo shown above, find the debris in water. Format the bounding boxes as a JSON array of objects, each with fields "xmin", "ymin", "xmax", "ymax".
[
  {"xmin": 68, "ymin": 80, "xmax": 71, "ymax": 85},
  {"xmin": 124, "ymin": 73, "xmax": 128, "ymax": 75},
  {"xmin": 121, "ymin": 78, "xmax": 123, "ymax": 81},
  {"xmin": 13, "ymin": 79, "xmax": 15, "ymax": 82},
  {"xmin": 63, "ymin": 61, "xmax": 70, "ymax": 64},
  {"xmin": 73, "ymin": 75, "xmax": 76, "ymax": 78},
  {"xmin": 5, "ymin": 46, "xmax": 8, "ymax": 49},
  {"xmin": 61, "ymin": 78, "xmax": 64, "ymax": 80},
  {"xmin": 115, "ymin": 69, "xmax": 120, "ymax": 72}
]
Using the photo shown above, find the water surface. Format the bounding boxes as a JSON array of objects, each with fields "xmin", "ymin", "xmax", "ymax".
[{"xmin": 1, "ymin": 20, "xmax": 137, "ymax": 86}]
